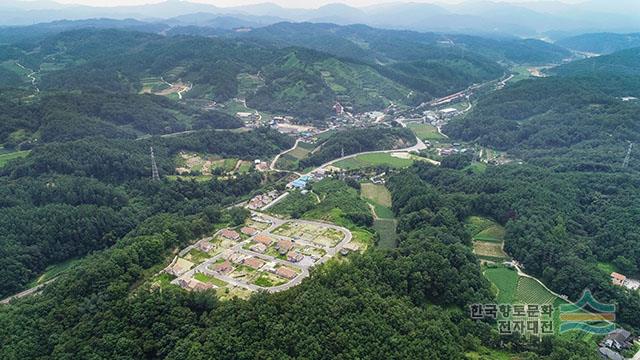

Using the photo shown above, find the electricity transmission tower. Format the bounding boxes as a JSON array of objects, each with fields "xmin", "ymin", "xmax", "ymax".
[
  {"xmin": 150, "ymin": 146, "xmax": 160, "ymax": 181},
  {"xmin": 623, "ymin": 142, "xmax": 633, "ymax": 168}
]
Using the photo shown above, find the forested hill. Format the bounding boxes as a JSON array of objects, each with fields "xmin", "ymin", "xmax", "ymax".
[
  {"xmin": 0, "ymin": 27, "xmax": 505, "ymax": 121},
  {"xmin": 445, "ymin": 64, "xmax": 640, "ymax": 172},
  {"xmin": 0, "ymin": 128, "xmax": 293, "ymax": 297},
  {"xmin": 170, "ymin": 22, "xmax": 572, "ymax": 65},
  {"xmin": 556, "ymin": 32, "xmax": 640, "ymax": 54},
  {"xmin": 550, "ymin": 47, "xmax": 640, "ymax": 77}
]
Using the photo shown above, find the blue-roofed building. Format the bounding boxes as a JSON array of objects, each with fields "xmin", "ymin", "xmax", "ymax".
[{"xmin": 288, "ymin": 175, "xmax": 311, "ymax": 189}]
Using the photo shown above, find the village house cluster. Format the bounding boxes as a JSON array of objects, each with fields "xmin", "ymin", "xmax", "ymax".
[
  {"xmin": 247, "ymin": 190, "xmax": 282, "ymax": 210},
  {"xmin": 162, "ymin": 212, "xmax": 358, "ymax": 295}
]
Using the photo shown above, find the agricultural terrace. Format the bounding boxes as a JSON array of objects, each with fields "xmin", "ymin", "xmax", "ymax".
[
  {"xmin": 140, "ymin": 77, "xmax": 170, "ymax": 94},
  {"xmin": 407, "ymin": 123, "xmax": 446, "ymax": 141},
  {"xmin": 360, "ymin": 183, "xmax": 397, "ymax": 248},
  {"xmin": 466, "ymin": 216, "xmax": 509, "ymax": 262},
  {"xmin": 0, "ymin": 150, "xmax": 30, "ymax": 168},
  {"xmin": 161, "ymin": 213, "xmax": 356, "ymax": 298},
  {"xmin": 482, "ymin": 265, "xmax": 601, "ymax": 336},
  {"xmin": 173, "ymin": 152, "xmax": 253, "ymax": 178},
  {"xmin": 276, "ymin": 141, "xmax": 315, "ymax": 170}
]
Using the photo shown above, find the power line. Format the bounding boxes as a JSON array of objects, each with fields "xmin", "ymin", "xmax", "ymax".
[
  {"xmin": 150, "ymin": 146, "xmax": 160, "ymax": 181},
  {"xmin": 622, "ymin": 142, "xmax": 633, "ymax": 168}
]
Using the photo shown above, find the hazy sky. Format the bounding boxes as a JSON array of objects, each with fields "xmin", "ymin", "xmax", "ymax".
[{"xmin": 53, "ymin": 0, "xmax": 584, "ymax": 9}]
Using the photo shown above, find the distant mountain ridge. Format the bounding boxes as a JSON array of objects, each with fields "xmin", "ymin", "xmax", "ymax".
[
  {"xmin": 556, "ymin": 32, "xmax": 640, "ymax": 54},
  {"xmin": 1, "ymin": 0, "xmax": 640, "ymax": 36}
]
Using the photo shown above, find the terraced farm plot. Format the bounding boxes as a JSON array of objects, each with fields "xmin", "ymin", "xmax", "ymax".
[
  {"xmin": 515, "ymin": 277, "xmax": 557, "ymax": 305},
  {"xmin": 237, "ymin": 72, "xmax": 264, "ymax": 98},
  {"xmin": 465, "ymin": 216, "xmax": 496, "ymax": 236},
  {"xmin": 474, "ymin": 241, "xmax": 509, "ymax": 260},
  {"xmin": 140, "ymin": 77, "xmax": 170, "ymax": 93},
  {"xmin": 276, "ymin": 142, "xmax": 314, "ymax": 169}
]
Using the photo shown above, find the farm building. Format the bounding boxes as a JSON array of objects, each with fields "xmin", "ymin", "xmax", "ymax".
[
  {"xmin": 178, "ymin": 278, "xmax": 215, "ymax": 292},
  {"xmin": 598, "ymin": 347, "xmax": 623, "ymax": 360},
  {"xmin": 611, "ymin": 272, "xmax": 626, "ymax": 286},
  {"xmin": 288, "ymin": 175, "xmax": 311, "ymax": 189},
  {"xmin": 601, "ymin": 329, "xmax": 633, "ymax": 351},
  {"xmin": 197, "ymin": 241, "xmax": 214, "ymax": 253}
]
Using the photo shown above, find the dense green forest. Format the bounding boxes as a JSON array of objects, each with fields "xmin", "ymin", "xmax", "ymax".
[
  {"xmin": 0, "ymin": 20, "xmax": 637, "ymax": 360},
  {"xmin": 443, "ymin": 48, "xmax": 640, "ymax": 333},
  {"xmin": 0, "ymin": 26, "xmax": 511, "ymax": 121},
  {"xmin": 0, "ymin": 170, "xmax": 593, "ymax": 359},
  {"xmin": 0, "ymin": 90, "xmax": 245, "ymax": 148},
  {"xmin": 444, "ymin": 75, "xmax": 640, "ymax": 171},
  {"xmin": 0, "ymin": 128, "xmax": 292, "ymax": 297},
  {"xmin": 556, "ymin": 32, "xmax": 640, "ymax": 54}
]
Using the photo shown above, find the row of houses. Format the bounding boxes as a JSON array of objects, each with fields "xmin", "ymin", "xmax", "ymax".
[
  {"xmin": 210, "ymin": 251, "xmax": 299, "ymax": 281},
  {"xmin": 247, "ymin": 191, "xmax": 281, "ymax": 210}
]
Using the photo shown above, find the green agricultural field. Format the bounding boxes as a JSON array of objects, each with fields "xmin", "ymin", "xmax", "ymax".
[
  {"xmin": 596, "ymin": 262, "xmax": 618, "ymax": 275},
  {"xmin": 276, "ymin": 142, "xmax": 314, "ymax": 170},
  {"xmin": 0, "ymin": 150, "xmax": 30, "ymax": 168},
  {"xmin": 374, "ymin": 219, "xmax": 397, "ymax": 249},
  {"xmin": 335, "ymin": 153, "xmax": 414, "ymax": 170},
  {"xmin": 193, "ymin": 273, "xmax": 227, "ymax": 287},
  {"xmin": 186, "ymin": 249, "xmax": 210, "ymax": 264},
  {"xmin": 484, "ymin": 266, "xmax": 518, "ymax": 304},
  {"xmin": 140, "ymin": 77, "xmax": 170, "ymax": 93},
  {"xmin": 474, "ymin": 225, "xmax": 506, "ymax": 243},
  {"xmin": 465, "ymin": 162, "xmax": 487, "ymax": 174},
  {"xmin": 465, "ymin": 216, "xmax": 496, "ymax": 236},
  {"xmin": 237, "ymin": 161, "xmax": 253, "ymax": 173},
  {"xmin": 515, "ymin": 277, "xmax": 557, "ymax": 305},
  {"xmin": 407, "ymin": 123, "xmax": 445, "ymax": 141},
  {"xmin": 361, "ymin": 183, "xmax": 392, "ymax": 207}
]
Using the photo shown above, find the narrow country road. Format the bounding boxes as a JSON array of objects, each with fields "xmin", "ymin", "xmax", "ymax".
[{"xmin": 0, "ymin": 279, "xmax": 56, "ymax": 305}]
